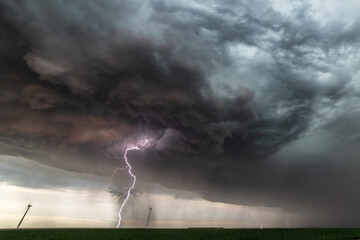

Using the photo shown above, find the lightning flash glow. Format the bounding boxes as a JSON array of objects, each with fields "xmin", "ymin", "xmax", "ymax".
[{"xmin": 108, "ymin": 139, "xmax": 150, "ymax": 228}]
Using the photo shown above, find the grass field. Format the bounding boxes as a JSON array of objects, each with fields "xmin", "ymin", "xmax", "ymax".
[{"xmin": 1, "ymin": 228, "xmax": 360, "ymax": 240}]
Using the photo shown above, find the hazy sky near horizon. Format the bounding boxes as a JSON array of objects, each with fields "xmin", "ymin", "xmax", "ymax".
[
  {"xmin": 1, "ymin": 0, "xmax": 360, "ymax": 227},
  {"xmin": 0, "ymin": 155, "xmax": 289, "ymax": 228}
]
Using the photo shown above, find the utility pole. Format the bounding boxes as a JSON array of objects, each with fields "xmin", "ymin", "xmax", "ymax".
[
  {"xmin": 17, "ymin": 204, "xmax": 32, "ymax": 229},
  {"xmin": 286, "ymin": 216, "xmax": 289, "ymax": 228},
  {"xmin": 146, "ymin": 207, "xmax": 152, "ymax": 228},
  {"xmin": 260, "ymin": 207, "xmax": 263, "ymax": 230}
]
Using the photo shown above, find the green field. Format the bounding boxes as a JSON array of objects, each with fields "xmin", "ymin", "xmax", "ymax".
[{"xmin": 1, "ymin": 228, "xmax": 360, "ymax": 240}]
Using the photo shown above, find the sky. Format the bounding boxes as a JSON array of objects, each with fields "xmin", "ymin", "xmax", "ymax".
[{"xmin": 1, "ymin": 0, "xmax": 360, "ymax": 228}]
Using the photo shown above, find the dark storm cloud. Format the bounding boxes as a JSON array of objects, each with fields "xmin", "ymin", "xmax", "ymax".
[
  {"xmin": 0, "ymin": 0, "xmax": 258, "ymax": 154},
  {"xmin": 1, "ymin": 0, "xmax": 360, "ymax": 226}
]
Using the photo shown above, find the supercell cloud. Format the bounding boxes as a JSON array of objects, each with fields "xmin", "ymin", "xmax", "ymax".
[{"xmin": 1, "ymin": 0, "xmax": 360, "ymax": 226}]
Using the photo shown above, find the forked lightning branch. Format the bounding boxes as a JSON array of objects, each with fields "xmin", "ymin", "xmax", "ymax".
[{"xmin": 108, "ymin": 139, "xmax": 150, "ymax": 228}]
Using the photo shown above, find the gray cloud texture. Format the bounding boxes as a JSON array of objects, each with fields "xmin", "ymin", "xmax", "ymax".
[{"xmin": 1, "ymin": 0, "xmax": 360, "ymax": 226}]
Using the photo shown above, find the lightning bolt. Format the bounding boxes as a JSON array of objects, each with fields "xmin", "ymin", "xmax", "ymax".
[{"xmin": 108, "ymin": 139, "xmax": 150, "ymax": 228}]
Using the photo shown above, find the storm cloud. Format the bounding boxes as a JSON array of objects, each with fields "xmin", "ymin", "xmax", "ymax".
[{"xmin": 1, "ymin": 0, "xmax": 360, "ymax": 226}]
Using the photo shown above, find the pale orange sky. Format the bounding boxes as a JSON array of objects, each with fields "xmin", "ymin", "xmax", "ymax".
[{"xmin": 0, "ymin": 155, "xmax": 293, "ymax": 229}]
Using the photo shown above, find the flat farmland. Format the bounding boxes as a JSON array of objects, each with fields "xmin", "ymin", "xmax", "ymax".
[{"xmin": 1, "ymin": 228, "xmax": 360, "ymax": 240}]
